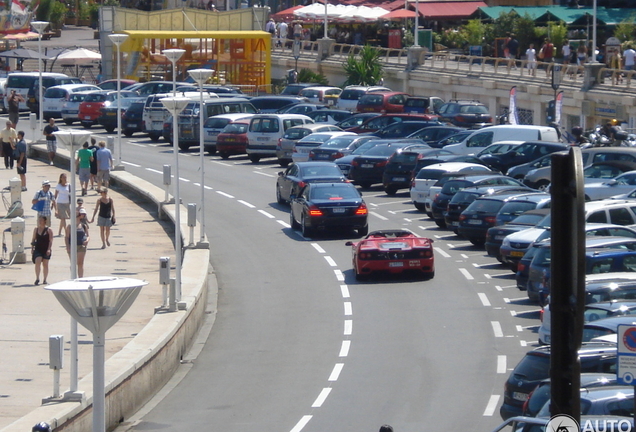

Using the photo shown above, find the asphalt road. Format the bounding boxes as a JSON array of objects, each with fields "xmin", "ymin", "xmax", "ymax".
[{"xmin": 63, "ymin": 127, "xmax": 541, "ymax": 432}]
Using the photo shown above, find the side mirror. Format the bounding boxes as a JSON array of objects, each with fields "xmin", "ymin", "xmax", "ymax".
[
  {"xmin": 345, "ymin": 241, "xmax": 354, "ymax": 246},
  {"xmin": 607, "ymin": 179, "xmax": 618, "ymax": 186},
  {"xmin": 289, "ymin": 194, "xmax": 296, "ymax": 201},
  {"xmin": 278, "ymin": 171, "xmax": 284, "ymax": 176}
]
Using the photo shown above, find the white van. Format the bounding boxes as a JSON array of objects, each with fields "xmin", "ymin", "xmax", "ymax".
[
  {"xmin": 5, "ymin": 71, "xmax": 81, "ymax": 112},
  {"xmin": 203, "ymin": 113, "xmax": 255, "ymax": 155},
  {"xmin": 42, "ymin": 84, "xmax": 100, "ymax": 119},
  {"xmin": 246, "ymin": 114, "xmax": 314, "ymax": 163},
  {"xmin": 444, "ymin": 125, "xmax": 560, "ymax": 156}
]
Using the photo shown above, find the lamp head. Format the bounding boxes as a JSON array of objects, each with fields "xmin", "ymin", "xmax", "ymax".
[
  {"xmin": 31, "ymin": 21, "xmax": 49, "ymax": 34},
  {"xmin": 108, "ymin": 33, "xmax": 129, "ymax": 47},
  {"xmin": 162, "ymin": 48, "xmax": 186, "ymax": 63},
  {"xmin": 188, "ymin": 68, "xmax": 215, "ymax": 85},
  {"xmin": 160, "ymin": 96, "xmax": 190, "ymax": 114}
]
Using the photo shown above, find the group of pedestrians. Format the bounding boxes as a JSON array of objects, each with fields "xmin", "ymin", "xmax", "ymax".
[{"xmin": 29, "ymin": 139, "xmax": 116, "ymax": 284}]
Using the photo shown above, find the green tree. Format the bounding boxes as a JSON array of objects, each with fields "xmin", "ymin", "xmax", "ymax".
[
  {"xmin": 493, "ymin": 11, "xmax": 518, "ymax": 39},
  {"xmin": 342, "ymin": 45, "xmax": 383, "ymax": 86},
  {"xmin": 513, "ymin": 13, "xmax": 535, "ymax": 54},
  {"xmin": 615, "ymin": 18, "xmax": 636, "ymax": 42},
  {"xmin": 297, "ymin": 68, "xmax": 328, "ymax": 85},
  {"xmin": 548, "ymin": 21, "xmax": 568, "ymax": 56},
  {"xmin": 36, "ymin": 0, "xmax": 53, "ymax": 22},
  {"xmin": 464, "ymin": 19, "xmax": 485, "ymax": 46}
]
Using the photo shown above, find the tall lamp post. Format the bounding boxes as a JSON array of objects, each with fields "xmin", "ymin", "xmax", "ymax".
[
  {"xmin": 31, "ymin": 21, "xmax": 49, "ymax": 136},
  {"xmin": 187, "ymin": 68, "xmax": 214, "ymax": 248},
  {"xmin": 163, "ymin": 49, "xmax": 186, "ymax": 96},
  {"xmin": 413, "ymin": 0, "xmax": 420, "ymax": 47},
  {"xmin": 108, "ymin": 33, "xmax": 129, "ymax": 170},
  {"xmin": 46, "ymin": 277, "xmax": 148, "ymax": 432},
  {"xmin": 161, "ymin": 96, "xmax": 190, "ymax": 301},
  {"xmin": 52, "ymin": 129, "xmax": 92, "ymax": 401}
]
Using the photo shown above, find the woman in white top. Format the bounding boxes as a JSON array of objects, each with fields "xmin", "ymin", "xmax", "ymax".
[
  {"xmin": 526, "ymin": 43, "xmax": 537, "ymax": 75},
  {"xmin": 54, "ymin": 173, "xmax": 71, "ymax": 237}
]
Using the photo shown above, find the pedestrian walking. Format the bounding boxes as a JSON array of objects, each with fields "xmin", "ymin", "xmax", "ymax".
[
  {"xmin": 7, "ymin": 90, "xmax": 24, "ymax": 127},
  {"xmin": 90, "ymin": 187, "xmax": 115, "ymax": 249},
  {"xmin": 66, "ymin": 209, "xmax": 89, "ymax": 278},
  {"xmin": 76, "ymin": 141, "xmax": 93, "ymax": 196},
  {"xmin": 293, "ymin": 21, "xmax": 302, "ymax": 39},
  {"xmin": 277, "ymin": 20, "xmax": 288, "ymax": 48},
  {"xmin": 88, "ymin": 138, "xmax": 98, "ymax": 190},
  {"xmin": 31, "ymin": 215, "xmax": 53, "ymax": 286},
  {"xmin": 95, "ymin": 140, "xmax": 113, "ymax": 188},
  {"xmin": 54, "ymin": 173, "xmax": 71, "ymax": 237},
  {"xmin": 43, "ymin": 118, "xmax": 59, "ymax": 166},
  {"xmin": 526, "ymin": 43, "xmax": 537, "ymax": 76},
  {"xmin": 15, "ymin": 130, "xmax": 27, "ymax": 191},
  {"xmin": 265, "ymin": 18, "xmax": 276, "ymax": 36},
  {"xmin": 577, "ymin": 44, "xmax": 588, "ymax": 66},
  {"xmin": 0, "ymin": 120, "xmax": 16, "ymax": 169},
  {"xmin": 623, "ymin": 44, "xmax": 636, "ymax": 71},
  {"xmin": 539, "ymin": 38, "xmax": 554, "ymax": 77},
  {"xmin": 32, "ymin": 180, "xmax": 56, "ymax": 227},
  {"xmin": 562, "ymin": 40, "xmax": 571, "ymax": 65},
  {"xmin": 508, "ymin": 33, "xmax": 519, "ymax": 67}
]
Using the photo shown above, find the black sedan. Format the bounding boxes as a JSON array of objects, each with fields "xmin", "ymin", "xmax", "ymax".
[
  {"xmin": 334, "ymin": 112, "xmax": 380, "ymax": 130},
  {"xmin": 289, "ymin": 182, "xmax": 369, "ymax": 237},
  {"xmin": 97, "ymin": 97, "xmax": 145, "ymax": 133},
  {"xmin": 407, "ymin": 125, "xmax": 465, "ymax": 148},
  {"xmin": 484, "ymin": 208, "xmax": 550, "ymax": 260},
  {"xmin": 348, "ymin": 142, "xmax": 415, "ymax": 188},
  {"xmin": 478, "ymin": 141, "xmax": 569, "ymax": 174},
  {"xmin": 121, "ymin": 101, "xmax": 146, "ymax": 137},
  {"xmin": 276, "ymin": 162, "xmax": 346, "ymax": 205},
  {"xmin": 308, "ymin": 135, "xmax": 378, "ymax": 162},
  {"xmin": 371, "ymin": 121, "xmax": 442, "ymax": 139}
]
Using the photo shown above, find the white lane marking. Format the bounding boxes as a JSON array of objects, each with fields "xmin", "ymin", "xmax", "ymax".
[
  {"xmin": 461, "ymin": 254, "xmax": 468, "ymax": 259},
  {"xmin": 312, "ymin": 243, "xmax": 325, "ymax": 253},
  {"xmin": 483, "ymin": 395, "xmax": 500, "ymax": 416},
  {"xmin": 205, "ymin": 185, "xmax": 213, "ymax": 190},
  {"xmin": 122, "ymin": 161, "xmax": 141, "ymax": 167},
  {"xmin": 516, "ymin": 325, "xmax": 523, "ymax": 332},
  {"xmin": 472, "ymin": 263, "xmax": 481, "ymax": 268},
  {"xmin": 491, "ymin": 321, "xmax": 503, "ymax": 337},
  {"xmin": 370, "ymin": 211, "xmax": 388, "ymax": 220},
  {"xmin": 339, "ymin": 340, "xmax": 351, "ymax": 357},
  {"xmin": 503, "ymin": 298, "xmax": 510, "ymax": 303},
  {"xmin": 459, "ymin": 268, "xmax": 474, "ymax": 280},
  {"xmin": 312, "ymin": 388, "xmax": 332, "ymax": 408},
  {"xmin": 344, "ymin": 319, "xmax": 352, "ymax": 335},
  {"xmin": 277, "ymin": 220, "xmax": 290, "ymax": 228},
  {"xmin": 340, "ymin": 285, "xmax": 350, "ymax": 298},
  {"xmin": 334, "ymin": 270, "xmax": 344, "ymax": 281},
  {"xmin": 497, "ymin": 356, "xmax": 506, "ymax": 373},
  {"xmin": 510, "ymin": 311, "xmax": 517, "ymax": 317},
  {"xmin": 495, "ymin": 285, "xmax": 503, "ymax": 291},
  {"xmin": 290, "ymin": 415, "xmax": 312, "ymax": 432},
  {"xmin": 344, "ymin": 302, "xmax": 352, "ymax": 316},
  {"xmin": 434, "ymin": 247, "xmax": 451, "ymax": 258},
  {"xmin": 485, "ymin": 274, "xmax": 492, "ymax": 279},
  {"xmin": 520, "ymin": 340, "xmax": 528, "ymax": 347},
  {"xmin": 179, "ymin": 177, "xmax": 190, "ymax": 182},
  {"xmin": 146, "ymin": 168, "xmax": 163, "ymax": 174},
  {"xmin": 254, "ymin": 171, "xmax": 275, "ymax": 178},
  {"xmin": 237, "ymin": 200, "xmax": 255, "ymax": 208},
  {"xmin": 258, "ymin": 210, "xmax": 275, "ymax": 219},
  {"xmin": 324, "ymin": 256, "xmax": 337, "ymax": 267},
  {"xmin": 211, "ymin": 160, "xmax": 232, "ymax": 167},
  {"xmin": 216, "ymin": 191, "xmax": 234, "ymax": 198},
  {"xmin": 478, "ymin": 293, "xmax": 491, "ymax": 307},
  {"xmin": 328, "ymin": 363, "xmax": 344, "ymax": 381}
]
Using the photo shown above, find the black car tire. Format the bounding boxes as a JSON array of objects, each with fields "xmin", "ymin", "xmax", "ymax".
[
  {"xmin": 276, "ymin": 186, "xmax": 285, "ymax": 205},
  {"xmin": 81, "ymin": 121, "xmax": 92, "ymax": 129},
  {"xmin": 105, "ymin": 127, "xmax": 115, "ymax": 133},
  {"xmin": 290, "ymin": 210, "xmax": 299, "ymax": 229},
  {"xmin": 384, "ymin": 186, "xmax": 398, "ymax": 196},
  {"xmin": 124, "ymin": 130, "xmax": 134, "ymax": 138},
  {"xmin": 414, "ymin": 202, "xmax": 427, "ymax": 212},
  {"xmin": 178, "ymin": 143, "xmax": 190, "ymax": 151},
  {"xmin": 249, "ymin": 156, "xmax": 260, "ymax": 163},
  {"xmin": 434, "ymin": 219, "xmax": 446, "ymax": 228},
  {"xmin": 219, "ymin": 152, "xmax": 230, "ymax": 160},
  {"xmin": 148, "ymin": 133, "xmax": 161, "ymax": 142},
  {"xmin": 469, "ymin": 238, "xmax": 485, "ymax": 246},
  {"xmin": 357, "ymin": 225, "xmax": 369, "ymax": 237},
  {"xmin": 278, "ymin": 159, "xmax": 289, "ymax": 168},
  {"xmin": 301, "ymin": 214, "xmax": 313, "ymax": 237},
  {"xmin": 355, "ymin": 271, "xmax": 369, "ymax": 281},
  {"xmin": 207, "ymin": 148, "xmax": 217, "ymax": 155},
  {"xmin": 360, "ymin": 182, "xmax": 372, "ymax": 189},
  {"xmin": 535, "ymin": 180, "xmax": 550, "ymax": 191},
  {"xmin": 64, "ymin": 119, "xmax": 74, "ymax": 126}
]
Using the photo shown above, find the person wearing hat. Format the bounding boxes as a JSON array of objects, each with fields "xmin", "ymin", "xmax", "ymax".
[
  {"xmin": 66, "ymin": 209, "xmax": 89, "ymax": 278},
  {"xmin": 32, "ymin": 180, "xmax": 56, "ymax": 227}
]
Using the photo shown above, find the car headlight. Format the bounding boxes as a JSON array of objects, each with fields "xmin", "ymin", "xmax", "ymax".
[{"xmin": 501, "ymin": 237, "xmax": 511, "ymax": 247}]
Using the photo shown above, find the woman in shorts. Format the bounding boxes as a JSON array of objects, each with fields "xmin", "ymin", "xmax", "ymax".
[
  {"xmin": 31, "ymin": 215, "xmax": 53, "ymax": 285},
  {"xmin": 54, "ymin": 173, "xmax": 71, "ymax": 237}
]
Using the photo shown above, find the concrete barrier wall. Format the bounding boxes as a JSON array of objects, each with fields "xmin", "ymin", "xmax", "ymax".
[{"xmin": 1, "ymin": 145, "xmax": 213, "ymax": 432}]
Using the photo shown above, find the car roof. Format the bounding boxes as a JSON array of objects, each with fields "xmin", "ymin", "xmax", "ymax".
[
  {"xmin": 301, "ymin": 86, "xmax": 341, "ymax": 91},
  {"xmin": 455, "ymin": 185, "xmax": 530, "ymax": 195},
  {"xmin": 526, "ymin": 341, "xmax": 617, "ymax": 357},
  {"xmin": 503, "ymin": 192, "xmax": 551, "ymax": 203},
  {"xmin": 287, "ymin": 123, "xmax": 341, "ymax": 131},
  {"xmin": 585, "ymin": 248, "xmax": 636, "ymax": 257},
  {"xmin": 585, "ymin": 199, "xmax": 635, "ymax": 210},
  {"xmin": 586, "ymin": 300, "xmax": 636, "ymax": 312}
]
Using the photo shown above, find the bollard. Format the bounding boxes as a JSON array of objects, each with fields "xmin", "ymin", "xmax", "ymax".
[
  {"xmin": 187, "ymin": 203, "xmax": 196, "ymax": 247},
  {"xmin": 10, "ymin": 216, "xmax": 25, "ymax": 264},
  {"xmin": 8, "ymin": 177, "xmax": 22, "ymax": 217},
  {"xmin": 159, "ymin": 257, "xmax": 170, "ymax": 309},
  {"xmin": 29, "ymin": 113, "xmax": 37, "ymax": 146},
  {"xmin": 163, "ymin": 164, "xmax": 171, "ymax": 203},
  {"xmin": 49, "ymin": 335, "xmax": 64, "ymax": 398}
]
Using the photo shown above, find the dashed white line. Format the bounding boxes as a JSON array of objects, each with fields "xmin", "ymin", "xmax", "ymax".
[
  {"xmin": 122, "ymin": 161, "xmax": 141, "ymax": 167},
  {"xmin": 340, "ymin": 285, "xmax": 350, "ymax": 298},
  {"xmin": 237, "ymin": 200, "xmax": 255, "ymax": 208},
  {"xmin": 258, "ymin": 210, "xmax": 275, "ymax": 219},
  {"xmin": 483, "ymin": 395, "xmax": 500, "ymax": 416},
  {"xmin": 204, "ymin": 185, "xmax": 213, "ymax": 190},
  {"xmin": 510, "ymin": 310, "xmax": 517, "ymax": 317},
  {"xmin": 344, "ymin": 320, "xmax": 352, "ymax": 335},
  {"xmin": 312, "ymin": 388, "xmax": 332, "ymax": 408},
  {"xmin": 328, "ymin": 363, "xmax": 344, "ymax": 381},
  {"xmin": 254, "ymin": 171, "xmax": 274, "ymax": 177},
  {"xmin": 178, "ymin": 177, "xmax": 190, "ymax": 182},
  {"xmin": 472, "ymin": 263, "xmax": 481, "ymax": 268},
  {"xmin": 146, "ymin": 168, "xmax": 163, "ymax": 174},
  {"xmin": 516, "ymin": 325, "xmax": 523, "ymax": 332},
  {"xmin": 491, "ymin": 321, "xmax": 504, "ymax": 337},
  {"xmin": 290, "ymin": 415, "xmax": 312, "ymax": 432},
  {"xmin": 324, "ymin": 256, "xmax": 337, "ymax": 267},
  {"xmin": 211, "ymin": 160, "xmax": 232, "ymax": 167},
  {"xmin": 495, "ymin": 285, "xmax": 503, "ymax": 291},
  {"xmin": 277, "ymin": 220, "xmax": 290, "ymax": 228},
  {"xmin": 434, "ymin": 247, "xmax": 451, "ymax": 258},
  {"xmin": 344, "ymin": 302, "xmax": 352, "ymax": 316},
  {"xmin": 369, "ymin": 211, "xmax": 388, "ymax": 220},
  {"xmin": 478, "ymin": 293, "xmax": 491, "ymax": 307},
  {"xmin": 459, "ymin": 268, "xmax": 474, "ymax": 280},
  {"xmin": 311, "ymin": 243, "xmax": 326, "ymax": 253},
  {"xmin": 339, "ymin": 340, "xmax": 351, "ymax": 357},
  {"xmin": 216, "ymin": 191, "xmax": 234, "ymax": 198},
  {"xmin": 334, "ymin": 270, "xmax": 344, "ymax": 281},
  {"xmin": 497, "ymin": 355, "xmax": 506, "ymax": 373},
  {"xmin": 520, "ymin": 340, "xmax": 528, "ymax": 347},
  {"xmin": 461, "ymin": 254, "xmax": 468, "ymax": 259}
]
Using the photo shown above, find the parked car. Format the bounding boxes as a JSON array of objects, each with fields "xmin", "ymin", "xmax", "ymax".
[
  {"xmin": 406, "ymin": 125, "xmax": 464, "ymax": 148},
  {"xmin": 97, "ymin": 79, "xmax": 136, "ymax": 91},
  {"xmin": 289, "ymin": 182, "xmax": 369, "ymax": 237},
  {"xmin": 275, "ymin": 103, "xmax": 325, "ymax": 115},
  {"xmin": 306, "ymin": 109, "xmax": 353, "ymax": 125},
  {"xmin": 445, "ymin": 125, "xmax": 560, "ymax": 156},
  {"xmin": 42, "ymin": 83, "xmax": 100, "ymax": 120},
  {"xmin": 345, "ymin": 113, "xmax": 439, "ymax": 134},
  {"xmin": 371, "ymin": 120, "xmax": 443, "ymax": 139},
  {"xmin": 356, "ymin": 91, "xmax": 410, "ymax": 113},
  {"xmin": 535, "ymin": 385, "xmax": 634, "ymax": 418},
  {"xmin": 249, "ymin": 95, "xmax": 310, "ymax": 113},
  {"xmin": 494, "ymin": 193, "xmax": 551, "ymax": 226},
  {"xmin": 307, "ymin": 135, "xmax": 378, "ymax": 162},
  {"xmin": 402, "ymin": 96, "xmax": 444, "ymax": 114},
  {"xmin": 246, "ymin": 113, "xmax": 313, "ymax": 163},
  {"xmin": 585, "ymin": 171, "xmax": 636, "ymax": 201},
  {"xmin": 334, "ymin": 112, "xmax": 380, "ymax": 130},
  {"xmin": 478, "ymin": 141, "xmax": 569, "ymax": 174},
  {"xmin": 97, "ymin": 96, "xmax": 146, "ymax": 133},
  {"xmin": 60, "ymin": 91, "xmax": 95, "ymax": 125},
  {"xmin": 335, "ymin": 85, "xmax": 391, "ymax": 111},
  {"xmin": 348, "ymin": 142, "xmax": 416, "ymax": 188},
  {"xmin": 276, "ymin": 123, "xmax": 343, "ymax": 166},
  {"xmin": 276, "ymin": 161, "xmax": 347, "ymax": 204},
  {"xmin": 345, "ymin": 229, "xmax": 435, "ymax": 280},
  {"xmin": 202, "ymin": 113, "xmax": 255, "ymax": 155},
  {"xmin": 298, "ymin": 86, "xmax": 342, "ymax": 105},
  {"xmin": 216, "ymin": 119, "xmax": 251, "ymax": 159},
  {"xmin": 508, "ymin": 153, "xmax": 554, "ymax": 181},
  {"xmin": 382, "ymin": 148, "xmax": 454, "ymax": 195},
  {"xmin": 524, "ymin": 160, "xmax": 636, "ymax": 191},
  {"xmin": 581, "ymin": 147, "xmax": 636, "ymax": 167},
  {"xmin": 78, "ymin": 90, "xmax": 138, "ymax": 128},
  {"xmin": 499, "ymin": 341, "xmax": 617, "ymax": 419},
  {"xmin": 484, "ymin": 209, "xmax": 551, "ymax": 260},
  {"xmin": 120, "ymin": 100, "xmax": 146, "ymax": 137},
  {"xmin": 280, "ymin": 83, "xmax": 315, "ymax": 96},
  {"xmin": 584, "ymin": 315, "xmax": 636, "ymax": 342},
  {"xmin": 437, "ymin": 100, "xmax": 493, "ymax": 128},
  {"xmin": 291, "ymin": 131, "xmax": 355, "ymax": 163}
]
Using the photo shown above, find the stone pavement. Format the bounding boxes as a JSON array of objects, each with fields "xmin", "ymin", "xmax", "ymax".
[{"xmin": 0, "ymin": 134, "xmax": 176, "ymax": 429}]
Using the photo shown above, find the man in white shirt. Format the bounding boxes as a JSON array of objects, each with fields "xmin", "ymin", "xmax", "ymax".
[{"xmin": 623, "ymin": 45, "xmax": 636, "ymax": 71}]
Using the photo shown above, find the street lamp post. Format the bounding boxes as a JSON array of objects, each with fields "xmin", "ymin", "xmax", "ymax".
[
  {"xmin": 187, "ymin": 68, "xmax": 214, "ymax": 248},
  {"xmin": 52, "ymin": 129, "xmax": 92, "ymax": 401},
  {"xmin": 31, "ymin": 21, "xmax": 49, "ymax": 136},
  {"xmin": 162, "ymin": 49, "xmax": 186, "ymax": 96},
  {"xmin": 413, "ymin": 0, "xmax": 420, "ymax": 47},
  {"xmin": 160, "ymin": 96, "xmax": 190, "ymax": 301},
  {"xmin": 46, "ymin": 277, "xmax": 148, "ymax": 432},
  {"xmin": 108, "ymin": 33, "xmax": 129, "ymax": 170}
]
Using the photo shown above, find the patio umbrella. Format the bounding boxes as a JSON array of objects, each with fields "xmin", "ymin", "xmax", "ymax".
[
  {"xmin": 381, "ymin": 8, "xmax": 417, "ymax": 20},
  {"xmin": 271, "ymin": 5, "xmax": 302, "ymax": 21},
  {"xmin": 0, "ymin": 47, "xmax": 45, "ymax": 59},
  {"xmin": 49, "ymin": 47, "xmax": 101, "ymax": 65}
]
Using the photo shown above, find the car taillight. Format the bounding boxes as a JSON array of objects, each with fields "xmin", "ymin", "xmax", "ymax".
[
  {"xmin": 433, "ymin": 193, "xmax": 439, "ymax": 200},
  {"xmin": 359, "ymin": 252, "xmax": 370, "ymax": 259},
  {"xmin": 308, "ymin": 205, "xmax": 323, "ymax": 216},
  {"xmin": 459, "ymin": 214, "xmax": 467, "ymax": 221},
  {"xmin": 277, "ymin": 138, "xmax": 282, "ymax": 150},
  {"xmin": 419, "ymin": 250, "xmax": 432, "ymax": 258},
  {"xmin": 376, "ymin": 160, "xmax": 388, "ymax": 168},
  {"xmin": 455, "ymin": 115, "xmax": 466, "ymax": 122},
  {"xmin": 351, "ymin": 160, "xmax": 359, "ymax": 167},
  {"xmin": 298, "ymin": 181, "xmax": 306, "ymax": 188},
  {"xmin": 485, "ymin": 216, "xmax": 496, "ymax": 224},
  {"xmin": 411, "ymin": 180, "xmax": 416, "ymax": 188},
  {"xmin": 539, "ymin": 308, "xmax": 544, "ymax": 322},
  {"xmin": 518, "ymin": 263, "xmax": 526, "ymax": 272},
  {"xmin": 333, "ymin": 151, "xmax": 344, "ymax": 159},
  {"xmin": 486, "ymin": 116, "xmax": 493, "ymax": 123},
  {"xmin": 308, "ymin": 150, "xmax": 315, "ymax": 158},
  {"xmin": 355, "ymin": 203, "xmax": 368, "ymax": 215}
]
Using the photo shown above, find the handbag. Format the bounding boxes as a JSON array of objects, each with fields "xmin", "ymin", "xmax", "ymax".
[
  {"xmin": 537, "ymin": 48, "xmax": 544, "ymax": 60},
  {"xmin": 31, "ymin": 200, "xmax": 45, "ymax": 212}
]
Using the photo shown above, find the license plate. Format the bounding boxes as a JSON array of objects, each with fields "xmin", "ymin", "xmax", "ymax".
[
  {"xmin": 84, "ymin": 115, "xmax": 91, "ymax": 120},
  {"xmin": 468, "ymin": 219, "xmax": 482, "ymax": 225},
  {"xmin": 392, "ymin": 177, "xmax": 406, "ymax": 182},
  {"xmin": 513, "ymin": 392, "xmax": 529, "ymax": 402},
  {"xmin": 389, "ymin": 262, "xmax": 404, "ymax": 267},
  {"xmin": 495, "ymin": 235, "xmax": 505, "ymax": 240},
  {"xmin": 152, "ymin": 122, "xmax": 162, "ymax": 128},
  {"xmin": 107, "ymin": 112, "xmax": 116, "ymax": 116},
  {"xmin": 257, "ymin": 137, "xmax": 269, "ymax": 141},
  {"xmin": 511, "ymin": 251, "xmax": 525, "ymax": 257},
  {"xmin": 127, "ymin": 123, "xmax": 136, "ymax": 128},
  {"xmin": 361, "ymin": 163, "xmax": 373, "ymax": 168},
  {"xmin": 182, "ymin": 129, "xmax": 192, "ymax": 134},
  {"xmin": 316, "ymin": 154, "xmax": 329, "ymax": 159},
  {"xmin": 332, "ymin": 208, "xmax": 345, "ymax": 213},
  {"xmin": 451, "ymin": 221, "xmax": 459, "ymax": 226},
  {"xmin": 224, "ymin": 138, "xmax": 236, "ymax": 142},
  {"xmin": 207, "ymin": 131, "xmax": 218, "ymax": 136}
]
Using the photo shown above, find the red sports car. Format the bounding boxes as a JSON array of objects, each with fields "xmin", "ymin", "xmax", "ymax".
[{"xmin": 346, "ymin": 229, "xmax": 435, "ymax": 280}]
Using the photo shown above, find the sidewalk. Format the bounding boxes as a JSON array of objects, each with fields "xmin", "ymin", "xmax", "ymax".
[{"xmin": 0, "ymin": 138, "xmax": 176, "ymax": 429}]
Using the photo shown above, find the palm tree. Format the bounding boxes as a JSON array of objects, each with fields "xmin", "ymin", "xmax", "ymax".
[{"xmin": 342, "ymin": 45, "xmax": 383, "ymax": 86}]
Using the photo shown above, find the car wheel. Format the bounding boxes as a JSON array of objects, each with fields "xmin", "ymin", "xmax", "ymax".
[
  {"xmin": 357, "ymin": 225, "xmax": 369, "ymax": 237},
  {"xmin": 105, "ymin": 127, "xmax": 115, "ymax": 133},
  {"xmin": 249, "ymin": 156, "xmax": 260, "ymax": 163},
  {"xmin": 64, "ymin": 119, "xmax": 74, "ymax": 126},
  {"xmin": 301, "ymin": 214, "xmax": 313, "ymax": 237},
  {"xmin": 360, "ymin": 182, "xmax": 372, "ymax": 189},
  {"xmin": 276, "ymin": 186, "xmax": 286, "ymax": 205},
  {"xmin": 178, "ymin": 143, "xmax": 190, "ymax": 151},
  {"xmin": 469, "ymin": 238, "xmax": 485, "ymax": 246},
  {"xmin": 414, "ymin": 203, "xmax": 427, "ymax": 212},
  {"xmin": 219, "ymin": 152, "xmax": 230, "ymax": 160},
  {"xmin": 536, "ymin": 180, "xmax": 550, "ymax": 191},
  {"xmin": 289, "ymin": 211, "xmax": 299, "ymax": 229},
  {"xmin": 434, "ymin": 219, "xmax": 446, "ymax": 228},
  {"xmin": 124, "ymin": 130, "xmax": 134, "ymax": 138},
  {"xmin": 207, "ymin": 148, "xmax": 217, "ymax": 155},
  {"xmin": 355, "ymin": 272, "xmax": 369, "ymax": 281},
  {"xmin": 81, "ymin": 122, "xmax": 92, "ymax": 129},
  {"xmin": 148, "ymin": 133, "xmax": 161, "ymax": 142},
  {"xmin": 278, "ymin": 159, "xmax": 289, "ymax": 168},
  {"xmin": 385, "ymin": 186, "xmax": 398, "ymax": 196},
  {"xmin": 425, "ymin": 271, "xmax": 435, "ymax": 279}
]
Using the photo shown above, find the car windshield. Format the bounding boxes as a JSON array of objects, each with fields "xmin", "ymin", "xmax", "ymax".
[
  {"xmin": 221, "ymin": 122, "xmax": 248, "ymax": 134},
  {"xmin": 359, "ymin": 94, "xmax": 383, "ymax": 106},
  {"xmin": 499, "ymin": 201, "xmax": 538, "ymax": 216},
  {"xmin": 584, "ymin": 307, "xmax": 614, "ymax": 322},
  {"xmin": 364, "ymin": 145, "xmax": 405, "ymax": 157},
  {"xmin": 283, "ymin": 128, "xmax": 311, "ymax": 140},
  {"xmin": 459, "ymin": 105, "xmax": 489, "ymax": 114},
  {"xmin": 416, "ymin": 169, "xmax": 446, "ymax": 180},
  {"xmin": 391, "ymin": 152, "xmax": 421, "ymax": 164},
  {"xmin": 84, "ymin": 94, "xmax": 106, "ymax": 102},
  {"xmin": 310, "ymin": 185, "xmax": 360, "ymax": 200},
  {"xmin": 533, "ymin": 247, "xmax": 551, "ymax": 267},
  {"xmin": 339, "ymin": 89, "xmax": 365, "ymax": 100},
  {"xmin": 300, "ymin": 165, "xmax": 344, "ymax": 178},
  {"xmin": 513, "ymin": 353, "xmax": 550, "ymax": 381},
  {"xmin": 322, "ymin": 136, "xmax": 357, "ymax": 148},
  {"xmin": 351, "ymin": 142, "xmax": 380, "ymax": 155},
  {"xmin": 205, "ymin": 118, "xmax": 231, "ymax": 128},
  {"xmin": 69, "ymin": 94, "xmax": 88, "ymax": 102},
  {"xmin": 465, "ymin": 199, "xmax": 506, "ymax": 213},
  {"xmin": 450, "ymin": 192, "xmax": 479, "ymax": 205},
  {"xmin": 299, "ymin": 134, "xmax": 335, "ymax": 144},
  {"xmin": 441, "ymin": 131, "xmax": 472, "ymax": 145},
  {"xmin": 441, "ymin": 180, "xmax": 472, "ymax": 194},
  {"xmin": 510, "ymin": 213, "xmax": 546, "ymax": 226}
]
